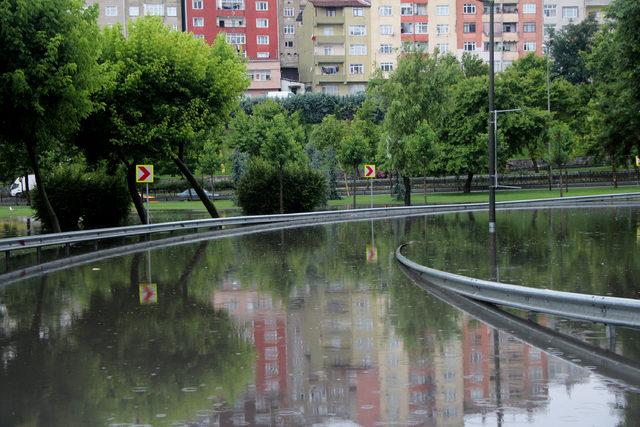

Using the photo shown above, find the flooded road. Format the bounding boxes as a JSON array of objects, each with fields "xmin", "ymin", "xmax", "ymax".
[{"xmin": 0, "ymin": 206, "xmax": 639, "ymax": 426}]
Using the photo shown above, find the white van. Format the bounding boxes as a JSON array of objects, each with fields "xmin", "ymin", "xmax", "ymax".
[{"xmin": 10, "ymin": 175, "xmax": 36, "ymax": 197}]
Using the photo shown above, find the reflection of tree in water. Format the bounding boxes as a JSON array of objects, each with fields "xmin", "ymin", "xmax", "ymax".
[{"xmin": 0, "ymin": 250, "xmax": 254, "ymax": 426}]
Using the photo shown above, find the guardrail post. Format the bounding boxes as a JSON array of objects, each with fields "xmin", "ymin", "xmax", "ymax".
[
  {"xmin": 94, "ymin": 241, "xmax": 99, "ymax": 251},
  {"xmin": 65, "ymin": 243, "xmax": 70, "ymax": 257},
  {"xmin": 36, "ymin": 247, "xmax": 41, "ymax": 263},
  {"xmin": 4, "ymin": 250, "xmax": 9, "ymax": 271},
  {"xmin": 606, "ymin": 324, "xmax": 617, "ymax": 351}
]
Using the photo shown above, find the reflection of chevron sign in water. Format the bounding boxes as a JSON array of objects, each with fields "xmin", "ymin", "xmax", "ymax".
[{"xmin": 139, "ymin": 283, "xmax": 157, "ymax": 304}]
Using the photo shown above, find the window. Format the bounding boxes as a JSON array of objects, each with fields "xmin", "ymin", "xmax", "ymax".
[
  {"xmin": 401, "ymin": 22, "xmax": 414, "ymax": 34},
  {"xmin": 193, "ymin": 0, "xmax": 203, "ymax": 9},
  {"xmin": 322, "ymin": 85, "xmax": 339, "ymax": 94},
  {"xmin": 379, "ymin": 5, "xmax": 392, "ymax": 16},
  {"xmin": 562, "ymin": 6, "xmax": 578, "ymax": 18},
  {"xmin": 226, "ymin": 33, "xmax": 246, "ymax": 44},
  {"xmin": 350, "ymin": 64, "xmax": 364, "ymax": 74},
  {"xmin": 284, "ymin": 7, "xmax": 294, "ymax": 16},
  {"xmin": 436, "ymin": 43, "xmax": 449, "ymax": 53},
  {"xmin": 502, "ymin": 4, "xmax": 517, "ymax": 13},
  {"xmin": 380, "ymin": 62, "xmax": 394, "ymax": 72},
  {"xmin": 463, "ymin": 22, "xmax": 476, "ymax": 33},
  {"xmin": 194, "ymin": 34, "xmax": 205, "ymax": 40},
  {"xmin": 321, "ymin": 65, "xmax": 339, "ymax": 74},
  {"xmin": 463, "ymin": 4, "xmax": 476, "ymax": 14},
  {"xmin": 284, "ymin": 24, "xmax": 295, "ymax": 34},
  {"xmin": 544, "ymin": 4, "xmax": 556, "ymax": 17},
  {"xmin": 323, "ymin": 45, "xmax": 334, "ymax": 55},
  {"xmin": 129, "ymin": 6, "xmax": 139, "ymax": 16},
  {"xmin": 353, "ymin": 7, "xmax": 363, "ymax": 16},
  {"xmin": 255, "ymin": 1, "xmax": 268, "ymax": 10},
  {"xmin": 349, "ymin": 84, "xmax": 366, "ymax": 94},
  {"xmin": 523, "ymin": 4, "xmax": 536, "ymax": 14},
  {"xmin": 284, "ymin": 40, "xmax": 294, "ymax": 47},
  {"xmin": 257, "ymin": 35, "xmax": 270, "ymax": 44},
  {"xmin": 380, "ymin": 25, "xmax": 393, "ymax": 35},
  {"xmin": 193, "ymin": 17, "xmax": 204, "ymax": 26},
  {"xmin": 416, "ymin": 22, "xmax": 427, "ymax": 34},
  {"xmin": 144, "ymin": 4, "xmax": 164, "ymax": 15},
  {"xmin": 167, "ymin": 6, "xmax": 177, "ymax": 16},
  {"xmin": 250, "ymin": 70, "xmax": 271, "ymax": 80},
  {"xmin": 257, "ymin": 52, "xmax": 270, "ymax": 58},
  {"xmin": 523, "ymin": 22, "xmax": 536, "ymax": 33},
  {"xmin": 326, "ymin": 8, "xmax": 336, "ymax": 16},
  {"xmin": 502, "ymin": 22, "xmax": 517, "ymax": 33},
  {"xmin": 350, "ymin": 44, "xmax": 367, "ymax": 55},
  {"xmin": 523, "ymin": 41, "xmax": 536, "ymax": 51},
  {"xmin": 256, "ymin": 18, "xmax": 268, "ymax": 27},
  {"xmin": 436, "ymin": 5, "xmax": 449, "ymax": 16},
  {"xmin": 323, "ymin": 26, "xmax": 334, "ymax": 35},
  {"xmin": 379, "ymin": 44, "xmax": 393, "ymax": 53},
  {"xmin": 416, "ymin": 4, "xmax": 426, "ymax": 15},
  {"xmin": 349, "ymin": 25, "xmax": 366, "ymax": 36},
  {"xmin": 220, "ymin": 0, "xmax": 245, "ymax": 9},
  {"xmin": 436, "ymin": 24, "xmax": 448, "ymax": 35},
  {"xmin": 105, "ymin": 6, "xmax": 117, "ymax": 16},
  {"xmin": 401, "ymin": 3, "xmax": 413, "ymax": 15},
  {"xmin": 464, "ymin": 41, "xmax": 476, "ymax": 51}
]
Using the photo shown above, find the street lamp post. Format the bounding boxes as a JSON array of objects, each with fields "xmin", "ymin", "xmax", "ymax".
[{"xmin": 488, "ymin": 0, "xmax": 496, "ymax": 233}]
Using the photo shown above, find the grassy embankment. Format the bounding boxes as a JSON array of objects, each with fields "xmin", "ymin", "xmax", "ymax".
[{"xmin": 1, "ymin": 185, "xmax": 639, "ymax": 219}]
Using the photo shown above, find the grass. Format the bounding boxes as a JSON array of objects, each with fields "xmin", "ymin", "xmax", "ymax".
[{"xmin": 1, "ymin": 185, "xmax": 639, "ymax": 219}]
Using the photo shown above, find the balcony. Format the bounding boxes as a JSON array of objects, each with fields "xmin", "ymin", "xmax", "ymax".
[
  {"xmin": 315, "ymin": 34, "xmax": 345, "ymax": 44},
  {"xmin": 316, "ymin": 72, "xmax": 347, "ymax": 83},
  {"xmin": 315, "ymin": 15, "xmax": 344, "ymax": 25},
  {"xmin": 585, "ymin": 0, "xmax": 610, "ymax": 6},
  {"xmin": 316, "ymin": 55, "xmax": 345, "ymax": 63}
]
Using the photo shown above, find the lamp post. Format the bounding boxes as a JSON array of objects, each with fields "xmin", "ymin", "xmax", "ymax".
[
  {"xmin": 546, "ymin": 43, "xmax": 553, "ymax": 190},
  {"xmin": 487, "ymin": 0, "xmax": 496, "ymax": 233}
]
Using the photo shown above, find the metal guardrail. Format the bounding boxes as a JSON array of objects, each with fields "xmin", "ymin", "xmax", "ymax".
[
  {"xmin": 395, "ymin": 244, "xmax": 640, "ymax": 328},
  {"xmin": 2, "ymin": 192, "xmax": 638, "ymax": 256},
  {"xmin": 400, "ymin": 265, "xmax": 640, "ymax": 388}
]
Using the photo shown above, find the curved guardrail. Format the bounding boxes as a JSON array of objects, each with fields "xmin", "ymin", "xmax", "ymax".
[
  {"xmin": 399, "ymin": 265, "xmax": 640, "ymax": 388},
  {"xmin": 1, "ymin": 192, "xmax": 638, "ymax": 255},
  {"xmin": 395, "ymin": 244, "xmax": 640, "ymax": 328}
]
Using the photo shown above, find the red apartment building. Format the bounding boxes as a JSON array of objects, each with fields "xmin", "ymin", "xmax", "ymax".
[{"xmin": 185, "ymin": 0, "xmax": 282, "ymax": 96}]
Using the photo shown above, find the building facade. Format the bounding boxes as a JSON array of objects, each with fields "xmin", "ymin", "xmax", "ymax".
[
  {"xmin": 297, "ymin": 0, "xmax": 373, "ymax": 95},
  {"xmin": 86, "ymin": 0, "xmax": 183, "ymax": 34},
  {"xmin": 185, "ymin": 0, "xmax": 282, "ymax": 96}
]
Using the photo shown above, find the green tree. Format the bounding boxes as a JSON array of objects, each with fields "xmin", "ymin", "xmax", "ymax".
[
  {"xmin": 309, "ymin": 114, "xmax": 349, "ymax": 199},
  {"xmin": 337, "ymin": 132, "xmax": 369, "ymax": 209},
  {"xmin": 546, "ymin": 122, "xmax": 575, "ymax": 196},
  {"xmin": 0, "ymin": 0, "xmax": 105, "ymax": 232},
  {"xmin": 548, "ymin": 14, "xmax": 599, "ymax": 84},
  {"xmin": 85, "ymin": 19, "xmax": 248, "ymax": 222},
  {"xmin": 379, "ymin": 49, "xmax": 462, "ymax": 204}
]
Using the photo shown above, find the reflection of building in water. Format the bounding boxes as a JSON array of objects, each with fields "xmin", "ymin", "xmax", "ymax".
[
  {"xmin": 212, "ymin": 279, "xmax": 289, "ymax": 424},
  {"xmin": 433, "ymin": 335, "xmax": 464, "ymax": 426}
]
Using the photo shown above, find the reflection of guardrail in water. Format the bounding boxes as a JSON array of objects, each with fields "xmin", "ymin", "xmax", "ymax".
[
  {"xmin": 395, "ymin": 244, "xmax": 640, "ymax": 328},
  {"xmin": 2, "ymin": 192, "xmax": 639, "ymax": 256},
  {"xmin": 399, "ymin": 265, "xmax": 640, "ymax": 389}
]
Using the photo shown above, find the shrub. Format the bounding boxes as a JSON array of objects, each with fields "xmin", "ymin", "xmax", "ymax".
[
  {"xmin": 32, "ymin": 166, "xmax": 130, "ymax": 231},
  {"xmin": 236, "ymin": 159, "xmax": 327, "ymax": 215}
]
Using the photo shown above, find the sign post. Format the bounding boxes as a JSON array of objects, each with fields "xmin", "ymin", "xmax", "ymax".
[
  {"xmin": 364, "ymin": 164, "xmax": 376, "ymax": 209},
  {"xmin": 136, "ymin": 165, "xmax": 154, "ymax": 224}
]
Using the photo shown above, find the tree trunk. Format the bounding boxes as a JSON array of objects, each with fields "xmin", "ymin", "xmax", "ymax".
[
  {"xmin": 344, "ymin": 171, "xmax": 350, "ymax": 197},
  {"xmin": 25, "ymin": 140, "xmax": 60, "ymax": 232},
  {"xmin": 559, "ymin": 167, "xmax": 564, "ymax": 197},
  {"xmin": 279, "ymin": 166, "xmax": 284, "ymax": 214},
  {"xmin": 402, "ymin": 175, "xmax": 411, "ymax": 206},
  {"xmin": 564, "ymin": 167, "xmax": 569, "ymax": 192},
  {"xmin": 423, "ymin": 172, "xmax": 427, "ymax": 204},
  {"xmin": 463, "ymin": 171, "xmax": 474, "ymax": 194},
  {"xmin": 172, "ymin": 153, "xmax": 219, "ymax": 218},
  {"xmin": 352, "ymin": 166, "xmax": 357, "ymax": 209},
  {"xmin": 531, "ymin": 157, "xmax": 539, "ymax": 173},
  {"xmin": 612, "ymin": 160, "xmax": 618, "ymax": 188},
  {"xmin": 126, "ymin": 162, "xmax": 148, "ymax": 224}
]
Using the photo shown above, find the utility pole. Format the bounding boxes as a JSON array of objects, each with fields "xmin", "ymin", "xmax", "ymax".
[
  {"xmin": 546, "ymin": 44, "xmax": 553, "ymax": 191},
  {"xmin": 488, "ymin": 0, "xmax": 496, "ymax": 233}
]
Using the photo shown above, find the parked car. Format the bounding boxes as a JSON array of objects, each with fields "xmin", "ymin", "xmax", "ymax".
[
  {"xmin": 9, "ymin": 175, "xmax": 36, "ymax": 196},
  {"xmin": 176, "ymin": 188, "xmax": 218, "ymax": 200}
]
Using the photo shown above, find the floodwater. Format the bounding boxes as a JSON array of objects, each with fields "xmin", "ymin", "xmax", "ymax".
[{"xmin": 1, "ymin": 206, "xmax": 639, "ymax": 426}]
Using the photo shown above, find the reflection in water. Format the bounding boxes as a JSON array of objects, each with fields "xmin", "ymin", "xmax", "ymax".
[{"xmin": 1, "ymin": 207, "xmax": 640, "ymax": 425}]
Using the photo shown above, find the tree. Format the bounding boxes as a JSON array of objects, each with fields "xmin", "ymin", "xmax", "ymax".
[
  {"xmin": 379, "ymin": 49, "xmax": 462, "ymax": 204},
  {"xmin": 309, "ymin": 114, "xmax": 349, "ymax": 200},
  {"xmin": 548, "ymin": 14, "xmax": 599, "ymax": 84},
  {"xmin": 546, "ymin": 122, "xmax": 575, "ymax": 196},
  {"xmin": 0, "ymin": 0, "xmax": 105, "ymax": 232},
  {"xmin": 404, "ymin": 122, "xmax": 437, "ymax": 203},
  {"xmin": 336, "ymin": 132, "xmax": 368, "ymax": 209},
  {"xmin": 260, "ymin": 113, "xmax": 305, "ymax": 213},
  {"xmin": 85, "ymin": 19, "xmax": 248, "ymax": 222}
]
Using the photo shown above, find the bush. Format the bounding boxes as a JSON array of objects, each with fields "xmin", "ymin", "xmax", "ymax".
[
  {"xmin": 236, "ymin": 159, "xmax": 327, "ymax": 215},
  {"xmin": 32, "ymin": 166, "xmax": 131, "ymax": 231}
]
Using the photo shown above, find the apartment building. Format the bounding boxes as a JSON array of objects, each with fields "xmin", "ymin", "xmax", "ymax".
[
  {"xmin": 86, "ymin": 0, "xmax": 182, "ymax": 34},
  {"xmin": 543, "ymin": 0, "xmax": 609, "ymax": 40},
  {"xmin": 279, "ymin": 0, "xmax": 304, "ymax": 69},
  {"xmin": 297, "ymin": 0, "xmax": 373, "ymax": 95},
  {"xmin": 185, "ymin": 0, "xmax": 282, "ymax": 96}
]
